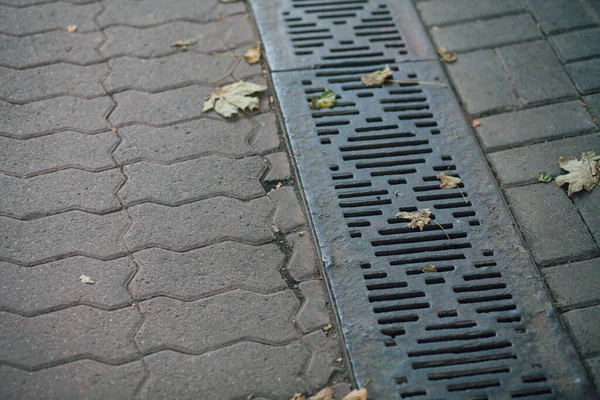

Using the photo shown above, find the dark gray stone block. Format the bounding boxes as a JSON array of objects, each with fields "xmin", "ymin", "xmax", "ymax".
[
  {"xmin": 417, "ymin": 0, "xmax": 525, "ymax": 26},
  {"xmin": 526, "ymin": 0, "xmax": 595, "ymax": 34},
  {"xmin": 264, "ymin": 152, "xmax": 291, "ymax": 181},
  {"xmin": 574, "ymin": 189, "xmax": 600, "ymax": 245},
  {"xmin": 550, "ymin": 27, "xmax": 600, "ymax": 62},
  {"xmin": 542, "ymin": 258, "xmax": 600, "ymax": 309},
  {"xmin": 287, "ymin": 232, "xmax": 319, "ymax": 282},
  {"xmin": 567, "ymin": 58, "xmax": 600, "ymax": 95},
  {"xmin": 563, "ymin": 305, "xmax": 600, "ymax": 356},
  {"xmin": 268, "ymin": 187, "xmax": 307, "ymax": 234}
]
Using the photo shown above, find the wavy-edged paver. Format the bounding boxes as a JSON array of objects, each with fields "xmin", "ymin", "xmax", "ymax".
[
  {"xmin": 0, "ymin": 210, "xmax": 129, "ymax": 265},
  {"xmin": 0, "ymin": 169, "xmax": 124, "ymax": 219},
  {"xmin": 0, "ymin": 31, "xmax": 104, "ymax": 68},
  {"xmin": 97, "ymin": 0, "xmax": 246, "ymax": 27},
  {"xmin": 141, "ymin": 342, "xmax": 309, "ymax": 400},
  {"xmin": 0, "ymin": 256, "xmax": 135, "ymax": 315},
  {"xmin": 0, "ymin": 63, "xmax": 109, "ymax": 103},
  {"xmin": 119, "ymin": 156, "xmax": 265, "ymax": 206},
  {"xmin": 0, "ymin": 361, "xmax": 146, "ymax": 400},
  {"xmin": 296, "ymin": 280, "xmax": 332, "ymax": 333},
  {"xmin": 136, "ymin": 290, "xmax": 299, "ymax": 353},
  {"xmin": 0, "ymin": 131, "xmax": 117, "ymax": 177},
  {"xmin": 124, "ymin": 197, "xmax": 274, "ymax": 252},
  {"xmin": 0, "ymin": 96, "xmax": 112, "ymax": 138},
  {"xmin": 269, "ymin": 187, "xmax": 307, "ymax": 234},
  {"xmin": 130, "ymin": 242, "xmax": 286, "ymax": 300},
  {"xmin": 287, "ymin": 232, "xmax": 319, "ymax": 282},
  {"xmin": 0, "ymin": 2, "xmax": 101, "ymax": 35},
  {"xmin": 0, "ymin": 306, "xmax": 140, "ymax": 368}
]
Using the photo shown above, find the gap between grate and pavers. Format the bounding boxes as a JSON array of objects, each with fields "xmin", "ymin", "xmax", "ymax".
[{"xmin": 248, "ymin": 0, "xmax": 598, "ymax": 398}]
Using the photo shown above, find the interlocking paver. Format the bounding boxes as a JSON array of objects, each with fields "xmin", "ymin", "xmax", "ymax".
[
  {"xmin": 504, "ymin": 183, "xmax": 599, "ymax": 266},
  {"xmin": 475, "ymin": 101, "xmax": 596, "ymax": 151},
  {"xmin": 252, "ymin": 113, "xmax": 281, "ymax": 153},
  {"xmin": 526, "ymin": 0, "xmax": 595, "ymax": 34},
  {"xmin": 136, "ymin": 290, "xmax": 299, "ymax": 353},
  {"xmin": 0, "ymin": 169, "xmax": 123, "ymax": 218},
  {"xmin": 496, "ymin": 40, "xmax": 577, "ymax": 105},
  {"xmin": 269, "ymin": 187, "xmax": 306, "ymax": 234},
  {"xmin": 0, "ymin": 256, "xmax": 135, "ymax": 315},
  {"xmin": 0, "ymin": 131, "xmax": 117, "ymax": 177},
  {"xmin": 574, "ymin": 189, "xmax": 600, "ymax": 245},
  {"xmin": 287, "ymin": 232, "xmax": 319, "ymax": 282},
  {"xmin": 430, "ymin": 14, "xmax": 542, "ymax": 52},
  {"xmin": 302, "ymin": 330, "xmax": 342, "ymax": 391},
  {"xmin": 113, "ymin": 118, "xmax": 256, "ymax": 164},
  {"xmin": 416, "ymin": 0, "xmax": 525, "ymax": 26},
  {"xmin": 124, "ymin": 197, "xmax": 274, "ymax": 252},
  {"xmin": 99, "ymin": 16, "xmax": 256, "ymax": 59},
  {"xmin": 0, "ymin": 3, "xmax": 101, "ymax": 35},
  {"xmin": 141, "ymin": 342, "xmax": 309, "ymax": 400},
  {"xmin": 105, "ymin": 53, "xmax": 237, "ymax": 93},
  {"xmin": 0, "ymin": 211, "xmax": 129, "ymax": 264},
  {"xmin": 297, "ymin": 280, "xmax": 332, "ymax": 333},
  {"xmin": 550, "ymin": 28, "xmax": 600, "ymax": 63},
  {"xmin": 233, "ymin": 59, "xmax": 264, "ymax": 80},
  {"xmin": 0, "ymin": 96, "xmax": 112, "ymax": 138},
  {"xmin": 120, "ymin": 156, "xmax": 265, "ymax": 206},
  {"xmin": 487, "ymin": 133, "xmax": 600, "ymax": 187},
  {"xmin": 566, "ymin": 58, "xmax": 600, "ymax": 95},
  {"xmin": 562, "ymin": 305, "xmax": 600, "ymax": 356},
  {"xmin": 130, "ymin": 242, "xmax": 286, "ymax": 300},
  {"xmin": 446, "ymin": 49, "xmax": 519, "ymax": 115},
  {"xmin": 0, "ymin": 31, "xmax": 104, "ymax": 68},
  {"xmin": 97, "ymin": 0, "xmax": 246, "ymax": 27},
  {"xmin": 264, "ymin": 152, "xmax": 292, "ymax": 181},
  {"xmin": 0, "ymin": 361, "xmax": 146, "ymax": 400},
  {"xmin": 0, "ymin": 63, "xmax": 108, "ymax": 103},
  {"xmin": 542, "ymin": 258, "xmax": 600, "ymax": 310},
  {"xmin": 0, "ymin": 306, "xmax": 140, "ymax": 368}
]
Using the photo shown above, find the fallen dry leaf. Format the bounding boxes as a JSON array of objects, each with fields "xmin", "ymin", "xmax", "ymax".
[
  {"xmin": 436, "ymin": 47, "xmax": 457, "ymax": 63},
  {"xmin": 171, "ymin": 38, "xmax": 197, "ymax": 48},
  {"xmin": 555, "ymin": 151, "xmax": 600, "ymax": 196},
  {"xmin": 203, "ymin": 80, "xmax": 267, "ymax": 118},
  {"xmin": 291, "ymin": 394, "xmax": 306, "ymax": 400},
  {"xmin": 472, "ymin": 119, "xmax": 481, "ymax": 128},
  {"xmin": 361, "ymin": 64, "xmax": 393, "ymax": 86},
  {"xmin": 396, "ymin": 208, "xmax": 431, "ymax": 231},
  {"xmin": 341, "ymin": 388, "xmax": 368, "ymax": 400},
  {"xmin": 311, "ymin": 90, "xmax": 336, "ymax": 109},
  {"xmin": 110, "ymin": 127, "xmax": 117, "ymax": 133},
  {"xmin": 537, "ymin": 172, "xmax": 552, "ymax": 183},
  {"xmin": 79, "ymin": 275, "xmax": 95, "ymax": 284},
  {"xmin": 421, "ymin": 264, "xmax": 437, "ymax": 273},
  {"xmin": 65, "ymin": 25, "xmax": 77, "ymax": 33},
  {"xmin": 299, "ymin": 231, "xmax": 305, "ymax": 237},
  {"xmin": 275, "ymin": 181, "xmax": 283, "ymax": 189},
  {"xmin": 244, "ymin": 43, "xmax": 261, "ymax": 64},
  {"xmin": 436, "ymin": 172, "xmax": 462, "ymax": 189},
  {"xmin": 308, "ymin": 387, "xmax": 334, "ymax": 400},
  {"xmin": 322, "ymin": 323, "xmax": 333, "ymax": 334}
]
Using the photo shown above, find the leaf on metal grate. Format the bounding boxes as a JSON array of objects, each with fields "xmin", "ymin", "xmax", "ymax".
[
  {"xmin": 396, "ymin": 208, "xmax": 431, "ymax": 231},
  {"xmin": 555, "ymin": 151, "xmax": 600, "ymax": 196},
  {"xmin": 171, "ymin": 38, "xmax": 197, "ymax": 48},
  {"xmin": 436, "ymin": 47, "xmax": 457, "ymax": 63},
  {"xmin": 203, "ymin": 81, "xmax": 267, "ymax": 118},
  {"xmin": 310, "ymin": 89, "xmax": 336, "ymax": 109},
  {"xmin": 422, "ymin": 264, "xmax": 437, "ymax": 273},
  {"xmin": 341, "ymin": 388, "xmax": 368, "ymax": 400},
  {"xmin": 436, "ymin": 172, "xmax": 462, "ymax": 189},
  {"xmin": 538, "ymin": 172, "xmax": 552, "ymax": 183},
  {"xmin": 244, "ymin": 42, "xmax": 262, "ymax": 64},
  {"xmin": 361, "ymin": 64, "xmax": 393, "ymax": 86}
]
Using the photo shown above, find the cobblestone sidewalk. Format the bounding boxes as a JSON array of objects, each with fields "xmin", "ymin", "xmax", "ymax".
[{"xmin": 0, "ymin": 0, "xmax": 349, "ymax": 398}]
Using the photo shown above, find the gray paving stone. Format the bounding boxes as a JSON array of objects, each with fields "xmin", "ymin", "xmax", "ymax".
[
  {"xmin": 0, "ymin": 131, "xmax": 117, "ymax": 177},
  {"xmin": 131, "ymin": 242, "xmax": 286, "ymax": 301},
  {"xmin": 0, "ymin": 211, "xmax": 129, "ymax": 265},
  {"xmin": 526, "ymin": 0, "xmax": 595, "ymax": 34},
  {"xmin": 582, "ymin": 0, "xmax": 600, "ymax": 23},
  {"xmin": 0, "ymin": 256, "xmax": 135, "ymax": 315},
  {"xmin": 252, "ymin": 113, "xmax": 281, "ymax": 153},
  {"xmin": 141, "ymin": 342, "xmax": 309, "ymax": 400},
  {"xmin": 550, "ymin": 28, "xmax": 600, "ymax": 63},
  {"xmin": 136, "ymin": 290, "xmax": 299, "ymax": 353},
  {"xmin": 504, "ymin": 184, "xmax": 599, "ymax": 266},
  {"xmin": 567, "ymin": 58, "xmax": 600, "ymax": 95},
  {"xmin": 99, "ymin": 16, "xmax": 256, "ymax": 59},
  {"xmin": 0, "ymin": 96, "xmax": 112, "ymax": 138},
  {"xmin": 417, "ymin": 0, "xmax": 525, "ymax": 26},
  {"xmin": 0, "ymin": 306, "xmax": 140, "ymax": 368},
  {"xmin": 124, "ymin": 197, "xmax": 274, "ymax": 252},
  {"xmin": 574, "ymin": 189, "xmax": 600, "ymax": 245},
  {"xmin": 0, "ymin": 3, "xmax": 101, "ymax": 35},
  {"xmin": 496, "ymin": 40, "xmax": 577, "ymax": 105},
  {"xmin": 233, "ymin": 58, "xmax": 264, "ymax": 80},
  {"xmin": 105, "ymin": 53, "xmax": 238, "ymax": 93},
  {"xmin": 302, "ymin": 330, "xmax": 341, "ymax": 391},
  {"xmin": 114, "ymin": 118, "xmax": 256, "ymax": 164},
  {"xmin": 585, "ymin": 93, "xmax": 600, "ymax": 121},
  {"xmin": 487, "ymin": 133, "xmax": 600, "ymax": 187},
  {"xmin": 542, "ymin": 258, "xmax": 600, "ymax": 310},
  {"xmin": 0, "ymin": 63, "xmax": 108, "ymax": 103},
  {"xmin": 0, "ymin": 169, "xmax": 123, "ymax": 218},
  {"xmin": 120, "ymin": 156, "xmax": 265, "ymax": 206},
  {"xmin": 430, "ymin": 14, "xmax": 542, "ymax": 52},
  {"xmin": 287, "ymin": 232, "xmax": 319, "ymax": 282},
  {"xmin": 0, "ymin": 0, "xmax": 97, "ymax": 4},
  {"xmin": 587, "ymin": 357, "xmax": 600, "ymax": 391},
  {"xmin": 98, "ymin": 0, "xmax": 246, "ymax": 27},
  {"xmin": 264, "ymin": 152, "xmax": 291, "ymax": 181},
  {"xmin": 446, "ymin": 49, "xmax": 519, "ymax": 115},
  {"xmin": 0, "ymin": 361, "xmax": 145, "ymax": 400},
  {"xmin": 269, "ymin": 187, "xmax": 307, "ymax": 234},
  {"xmin": 562, "ymin": 305, "xmax": 600, "ymax": 356},
  {"xmin": 296, "ymin": 280, "xmax": 331, "ymax": 333},
  {"xmin": 0, "ymin": 31, "xmax": 104, "ymax": 68},
  {"xmin": 110, "ymin": 86, "xmax": 208, "ymax": 126},
  {"xmin": 476, "ymin": 101, "xmax": 596, "ymax": 151}
]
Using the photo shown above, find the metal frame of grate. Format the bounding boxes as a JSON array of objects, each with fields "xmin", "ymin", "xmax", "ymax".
[{"xmin": 249, "ymin": 0, "xmax": 598, "ymax": 398}]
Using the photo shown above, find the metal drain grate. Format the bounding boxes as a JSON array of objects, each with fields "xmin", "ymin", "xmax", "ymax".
[{"xmin": 249, "ymin": 0, "xmax": 596, "ymax": 398}]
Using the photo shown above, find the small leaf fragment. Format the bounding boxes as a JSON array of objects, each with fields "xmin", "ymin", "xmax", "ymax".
[
  {"xmin": 322, "ymin": 323, "xmax": 333, "ymax": 334},
  {"xmin": 203, "ymin": 80, "xmax": 267, "ymax": 118},
  {"xmin": 79, "ymin": 275, "xmax": 95, "ymax": 284},
  {"xmin": 361, "ymin": 64, "xmax": 393, "ymax": 86},
  {"xmin": 65, "ymin": 25, "xmax": 77, "ymax": 33},
  {"xmin": 396, "ymin": 208, "xmax": 431, "ymax": 231},
  {"xmin": 310, "ymin": 89, "xmax": 336, "ymax": 109},
  {"xmin": 308, "ymin": 387, "xmax": 334, "ymax": 400},
  {"xmin": 436, "ymin": 47, "xmax": 457, "ymax": 63},
  {"xmin": 472, "ymin": 119, "xmax": 481, "ymax": 128},
  {"xmin": 436, "ymin": 172, "xmax": 462, "ymax": 189},
  {"xmin": 244, "ymin": 42, "xmax": 261, "ymax": 64},
  {"xmin": 421, "ymin": 264, "xmax": 437, "ymax": 273},
  {"xmin": 537, "ymin": 172, "xmax": 552, "ymax": 183},
  {"xmin": 341, "ymin": 388, "xmax": 368, "ymax": 400},
  {"xmin": 171, "ymin": 38, "xmax": 197, "ymax": 48},
  {"xmin": 555, "ymin": 151, "xmax": 600, "ymax": 196},
  {"xmin": 291, "ymin": 394, "xmax": 306, "ymax": 400}
]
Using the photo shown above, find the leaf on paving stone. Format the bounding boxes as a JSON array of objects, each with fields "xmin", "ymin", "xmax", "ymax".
[
  {"xmin": 171, "ymin": 38, "xmax": 197, "ymax": 48},
  {"xmin": 310, "ymin": 89, "xmax": 336, "ymax": 109},
  {"xmin": 341, "ymin": 388, "xmax": 368, "ymax": 400},
  {"xmin": 322, "ymin": 323, "xmax": 333, "ymax": 334},
  {"xmin": 361, "ymin": 64, "xmax": 393, "ymax": 86},
  {"xmin": 65, "ymin": 25, "xmax": 77, "ymax": 33},
  {"xmin": 537, "ymin": 172, "xmax": 552, "ymax": 183},
  {"xmin": 308, "ymin": 387, "xmax": 334, "ymax": 400},
  {"xmin": 79, "ymin": 275, "xmax": 95, "ymax": 284},
  {"xmin": 202, "ymin": 80, "xmax": 267, "ymax": 118},
  {"xmin": 396, "ymin": 208, "xmax": 431, "ymax": 231},
  {"xmin": 275, "ymin": 182, "xmax": 283, "ymax": 189},
  {"xmin": 291, "ymin": 394, "xmax": 306, "ymax": 400},
  {"xmin": 472, "ymin": 119, "xmax": 481, "ymax": 128},
  {"xmin": 244, "ymin": 42, "xmax": 262, "ymax": 64},
  {"xmin": 555, "ymin": 151, "xmax": 600, "ymax": 196},
  {"xmin": 421, "ymin": 264, "xmax": 437, "ymax": 273},
  {"xmin": 436, "ymin": 47, "xmax": 457, "ymax": 63},
  {"xmin": 436, "ymin": 172, "xmax": 462, "ymax": 189}
]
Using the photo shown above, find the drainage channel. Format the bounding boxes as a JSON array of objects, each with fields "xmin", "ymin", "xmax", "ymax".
[{"xmin": 249, "ymin": 0, "xmax": 596, "ymax": 398}]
